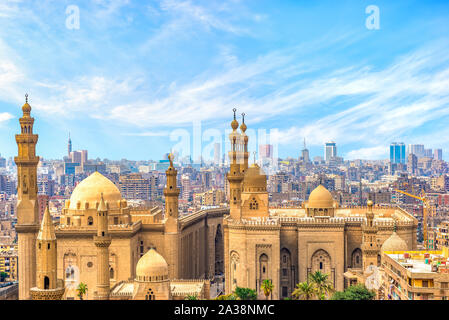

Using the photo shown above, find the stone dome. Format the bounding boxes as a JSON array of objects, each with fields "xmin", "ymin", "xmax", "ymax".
[
  {"xmin": 381, "ymin": 232, "xmax": 408, "ymax": 253},
  {"xmin": 136, "ymin": 248, "xmax": 169, "ymax": 281},
  {"xmin": 308, "ymin": 185, "xmax": 334, "ymax": 208},
  {"xmin": 243, "ymin": 163, "xmax": 267, "ymax": 191},
  {"xmin": 68, "ymin": 171, "xmax": 122, "ymax": 210}
]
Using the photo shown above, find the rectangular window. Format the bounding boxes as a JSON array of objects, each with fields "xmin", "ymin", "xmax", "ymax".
[
  {"xmin": 282, "ymin": 286, "xmax": 288, "ymax": 297},
  {"xmin": 422, "ymin": 280, "xmax": 429, "ymax": 288},
  {"xmin": 441, "ymin": 282, "xmax": 448, "ymax": 289}
]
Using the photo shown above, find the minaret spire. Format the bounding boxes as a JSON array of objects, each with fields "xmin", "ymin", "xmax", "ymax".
[
  {"xmin": 30, "ymin": 205, "xmax": 65, "ymax": 300},
  {"xmin": 15, "ymin": 94, "xmax": 40, "ymax": 299}
]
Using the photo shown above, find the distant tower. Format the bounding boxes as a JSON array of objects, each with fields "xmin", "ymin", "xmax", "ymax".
[
  {"xmin": 324, "ymin": 141, "xmax": 337, "ymax": 163},
  {"xmin": 15, "ymin": 94, "xmax": 40, "ymax": 299},
  {"xmin": 300, "ymin": 138, "xmax": 310, "ymax": 163},
  {"xmin": 68, "ymin": 133, "xmax": 72, "ymax": 158},
  {"xmin": 361, "ymin": 200, "xmax": 379, "ymax": 269},
  {"xmin": 227, "ymin": 108, "xmax": 244, "ymax": 220},
  {"xmin": 164, "ymin": 153, "xmax": 181, "ymax": 278},
  {"xmin": 93, "ymin": 194, "xmax": 112, "ymax": 300},
  {"xmin": 30, "ymin": 206, "xmax": 65, "ymax": 300}
]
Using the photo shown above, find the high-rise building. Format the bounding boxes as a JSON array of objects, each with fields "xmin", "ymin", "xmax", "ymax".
[
  {"xmin": 119, "ymin": 173, "xmax": 151, "ymax": 200},
  {"xmin": 214, "ymin": 143, "xmax": 221, "ymax": 165},
  {"xmin": 409, "ymin": 144, "xmax": 425, "ymax": 158},
  {"xmin": 70, "ymin": 150, "xmax": 88, "ymax": 164},
  {"xmin": 259, "ymin": 144, "xmax": 273, "ymax": 159},
  {"xmin": 424, "ymin": 149, "xmax": 433, "ymax": 158},
  {"xmin": 390, "ymin": 142, "xmax": 406, "ymax": 164},
  {"xmin": 324, "ymin": 141, "xmax": 337, "ymax": 163},
  {"xmin": 434, "ymin": 149, "xmax": 443, "ymax": 161},
  {"xmin": 408, "ymin": 153, "xmax": 418, "ymax": 175},
  {"xmin": 300, "ymin": 138, "xmax": 310, "ymax": 163}
]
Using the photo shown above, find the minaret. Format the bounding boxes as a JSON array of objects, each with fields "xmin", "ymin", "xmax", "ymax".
[
  {"xmin": 30, "ymin": 206, "xmax": 65, "ymax": 300},
  {"xmin": 239, "ymin": 113, "xmax": 249, "ymax": 174},
  {"xmin": 361, "ymin": 200, "xmax": 379, "ymax": 269},
  {"xmin": 227, "ymin": 108, "xmax": 244, "ymax": 220},
  {"xmin": 164, "ymin": 153, "xmax": 181, "ymax": 278},
  {"xmin": 93, "ymin": 194, "xmax": 111, "ymax": 300},
  {"xmin": 68, "ymin": 132, "xmax": 72, "ymax": 158},
  {"xmin": 14, "ymin": 94, "xmax": 40, "ymax": 300}
]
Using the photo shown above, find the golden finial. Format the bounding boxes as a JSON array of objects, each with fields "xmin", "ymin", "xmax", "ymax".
[
  {"xmin": 231, "ymin": 108, "xmax": 239, "ymax": 130},
  {"xmin": 240, "ymin": 112, "xmax": 247, "ymax": 133},
  {"xmin": 22, "ymin": 93, "xmax": 31, "ymax": 115},
  {"xmin": 25, "ymin": 93, "xmax": 28, "ymax": 103}
]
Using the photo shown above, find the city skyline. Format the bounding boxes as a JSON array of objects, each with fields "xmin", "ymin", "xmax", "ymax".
[{"xmin": 1, "ymin": 1, "xmax": 449, "ymax": 161}]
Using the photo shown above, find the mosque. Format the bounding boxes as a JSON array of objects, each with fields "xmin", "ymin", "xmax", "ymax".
[
  {"xmin": 15, "ymin": 97, "xmax": 224, "ymax": 300},
  {"xmin": 14, "ymin": 98, "xmax": 418, "ymax": 300}
]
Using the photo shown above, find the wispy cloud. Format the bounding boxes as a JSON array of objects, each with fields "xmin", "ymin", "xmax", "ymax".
[{"xmin": 0, "ymin": 112, "xmax": 14, "ymax": 124}]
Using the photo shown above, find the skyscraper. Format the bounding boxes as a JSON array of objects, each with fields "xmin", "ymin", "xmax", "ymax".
[
  {"xmin": 407, "ymin": 153, "xmax": 418, "ymax": 175},
  {"xmin": 324, "ymin": 141, "xmax": 337, "ymax": 163},
  {"xmin": 390, "ymin": 142, "xmax": 406, "ymax": 164},
  {"xmin": 214, "ymin": 142, "xmax": 221, "ymax": 165},
  {"xmin": 434, "ymin": 148, "xmax": 443, "ymax": 161},
  {"xmin": 408, "ymin": 144, "xmax": 424, "ymax": 158}
]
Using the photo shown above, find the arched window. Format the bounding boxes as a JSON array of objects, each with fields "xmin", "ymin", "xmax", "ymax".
[
  {"xmin": 87, "ymin": 216, "xmax": 93, "ymax": 226},
  {"xmin": 311, "ymin": 249, "xmax": 331, "ymax": 276},
  {"xmin": 44, "ymin": 276, "xmax": 49, "ymax": 289},
  {"xmin": 110, "ymin": 268, "xmax": 114, "ymax": 279},
  {"xmin": 249, "ymin": 198, "xmax": 259, "ymax": 210},
  {"xmin": 351, "ymin": 248, "xmax": 362, "ymax": 268},
  {"xmin": 145, "ymin": 288, "xmax": 155, "ymax": 300}
]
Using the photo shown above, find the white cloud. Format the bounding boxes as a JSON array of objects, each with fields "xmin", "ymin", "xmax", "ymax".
[{"xmin": 0, "ymin": 112, "xmax": 14, "ymax": 123}]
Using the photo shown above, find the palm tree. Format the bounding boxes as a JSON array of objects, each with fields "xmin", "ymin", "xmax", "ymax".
[
  {"xmin": 185, "ymin": 294, "xmax": 198, "ymax": 300},
  {"xmin": 292, "ymin": 281, "xmax": 316, "ymax": 300},
  {"xmin": 261, "ymin": 279, "xmax": 274, "ymax": 300},
  {"xmin": 77, "ymin": 282, "xmax": 88, "ymax": 300},
  {"xmin": 308, "ymin": 271, "xmax": 334, "ymax": 300}
]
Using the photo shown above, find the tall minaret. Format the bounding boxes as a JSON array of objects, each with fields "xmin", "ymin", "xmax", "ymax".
[
  {"xmin": 164, "ymin": 153, "xmax": 181, "ymax": 278},
  {"xmin": 30, "ymin": 206, "xmax": 65, "ymax": 300},
  {"xmin": 361, "ymin": 200, "xmax": 379, "ymax": 269},
  {"xmin": 68, "ymin": 132, "xmax": 72, "ymax": 158},
  {"xmin": 93, "ymin": 194, "xmax": 111, "ymax": 300},
  {"xmin": 14, "ymin": 94, "xmax": 40, "ymax": 300},
  {"xmin": 227, "ymin": 108, "xmax": 244, "ymax": 220},
  {"xmin": 239, "ymin": 113, "xmax": 249, "ymax": 174}
]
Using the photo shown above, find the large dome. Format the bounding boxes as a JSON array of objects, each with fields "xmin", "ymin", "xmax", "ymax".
[
  {"xmin": 136, "ymin": 248, "xmax": 169, "ymax": 281},
  {"xmin": 69, "ymin": 172, "xmax": 122, "ymax": 210},
  {"xmin": 308, "ymin": 185, "xmax": 334, "ymax": 208},
  {"xmin": 381, "ymin": 232, "xmax": 408, "ymax": 253}
]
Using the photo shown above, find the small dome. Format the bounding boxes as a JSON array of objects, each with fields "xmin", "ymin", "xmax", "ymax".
[
  {"xmin": 136, "ymin": 248, "xmax": 169, "ymax": 280},
  {"xmin": 231, "ymin": 119, "xmax": 239, "ymax": 130},
  {"xmin": 22, "ymin": 102, "xmax": 31, "ymax": 114},
  {"xmin": 240, "ymin": 122, "xmax": 247, "ymax": 133},
  {"xmin": 308, "ymin": 185, "xmax": 334, "ymax": 208},
  {"xmin": 69, "ymin": 172, "xmax": 122, "ymax": 210},
  {"xmin": 381, "ymin": 232, "xmax": 408, "ymax": 252},
  {"xmin": 243, "ymin": 163, "xmax": 267, "ymax": 190}
]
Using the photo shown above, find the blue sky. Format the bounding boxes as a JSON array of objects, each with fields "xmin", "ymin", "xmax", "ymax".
[{"xmin": 1, "ymin": 0, "xmax": 449, "ymax": 161}]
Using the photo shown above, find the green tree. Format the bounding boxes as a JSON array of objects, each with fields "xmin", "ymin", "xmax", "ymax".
[
  {"xmin": 77, "ymin": 282, "xmax": 88, "ymax": 300},
  {"xmin": 261, "ymin": 279, "xmax": 274, "ymax": 300},
  {"xmin": 292, "ymin": 281, "xmax": 316, "ymax": 300},
  {"xmin": 331, "ymin": 284, "xmax": 376, "ymax": 300},
  {"xmin": 0, "ymin": 272, "xmax": 8, "ymax": 282},
  {"xmin": 308, "ymin": 271, "xmax": 334, "ymax": 300},
  {"xmin": 185, "ymin": 294, "xmax": 198, "ymax": 300},
  {"xmin": 214, "ymin": 293, "xmax": 237, "ymax": 300},
  {"xmin": 234, "ymin": 287, "xmax": 257, "ymax": 300}
]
